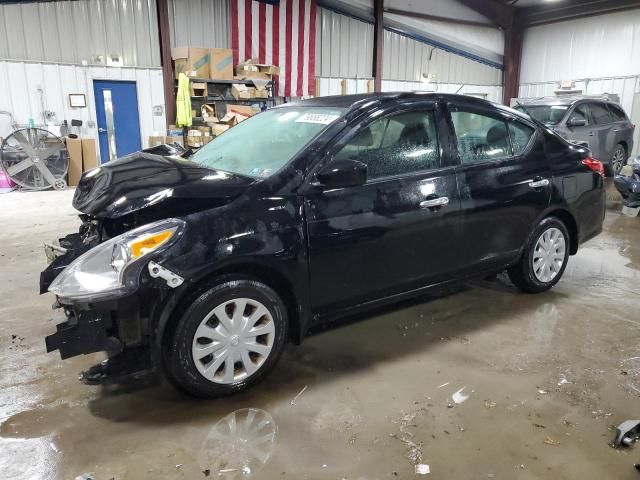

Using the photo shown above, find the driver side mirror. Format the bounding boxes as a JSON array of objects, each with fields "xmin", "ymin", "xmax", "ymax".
[
  {"xmin": 316, "ymin": 159, "xmax": 367, "ymax": 188},
  {"xmin": 567, "ymin": 116, "xmax": 587, "ymax": 127}
]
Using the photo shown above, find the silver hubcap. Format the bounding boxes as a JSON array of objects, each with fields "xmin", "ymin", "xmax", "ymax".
[
  {"xmin": 192, "ymin": 298, "xmax": 275, "ymax": 384},
  {"xmin": 613, "ymin": 147, "xmax": 626, "ymax": 174},
  {"xmin": 532, "ymin": 227, "xmax": 566, "ymax": 283}
]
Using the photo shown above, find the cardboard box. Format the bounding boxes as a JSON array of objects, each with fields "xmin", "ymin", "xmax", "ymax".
[
  {"xmin": 190, "ymin": 82, "xmax": 208, "ymax": 97},
  {"xmin": 148, "ymin": 136, "xmax": 165, "ymax": 148},
  {"xmin": 234, "ymin": 59, "xmax": 279, "ymax": 80},
  {"xmin": 81, "ymin": 138, "xmax": 98, "ymax": 170},
  {"xmin": 211, "ymin": 123, "xmax": 230, "ymax": 136},
  {"xmin": 209, "ymin": 48, "xmax": 234, "ymax": 80},
  {"xmin": 165, "ymin": 136, "xmax": 184, "ymax": 147},
  {"xmin": 197, "ymin": 126, "xmax": 211, "ymax": 136},
  {"xmin": 254, "ymin": 86, "xmax": 269, "ymax": 98},
  {"xmin": 201, "ymin": 104, "xmax": 217, "ymax": 121},
  {"xmin": 231, "ymin": 84, "xmax": 253, "ymax": 100},
  {"xmin": 172, "ymin": 46, "xmax": 210, "ymax": 78},
  {"xmin": 66, "ymin": 137, "xmax": 83, "ymax": 186},
  {"xmin": 228, "ymin": 105, "xmax": 256, "ymax": 117}
]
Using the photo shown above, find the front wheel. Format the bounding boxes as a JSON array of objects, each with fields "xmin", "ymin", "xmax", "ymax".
[
  {"xmin": 508, "ymin": 217, "xmax": 570, "ymax": 294},
  {"xmin": 164, "ymin": 277, "xmax": 289, "ymax": 398}
]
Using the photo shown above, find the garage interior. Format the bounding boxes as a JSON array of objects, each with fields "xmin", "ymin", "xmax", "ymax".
[{"xmin": 2, "ymin": 0, "xmax": 640, "ymax": 479}]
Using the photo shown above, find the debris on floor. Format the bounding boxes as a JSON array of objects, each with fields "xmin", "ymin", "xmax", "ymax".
[
  {"xmin": 391, "ymin": 411, "xmax": 426, "ymax": 470},
  {"xmin": 290, "ymin": 385, "xmax": 308, "ymax": 406},
  {"xmin": 612, "ymin": 420, "xmax": 640, "ymax": 448},
  {"xmin": 415, "ymin": 463, "xmax": 430, "ymax": 475},
  {"xmin": 452, "ymin": 387, "xmax": 470, "ymax": 404},
  {"xmin": 543, "ymin": 436, "xmax": 560, "ymax": 446}
]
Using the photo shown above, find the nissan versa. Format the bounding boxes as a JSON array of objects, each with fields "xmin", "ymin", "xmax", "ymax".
[{"xmin": 41, "ymin": 93, "xmax": 605, "ymax": 397}]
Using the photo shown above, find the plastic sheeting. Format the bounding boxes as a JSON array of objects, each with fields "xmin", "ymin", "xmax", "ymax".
[{"xmin": 520, "ymin": 9, "xmax": 640, "ymax": 83}]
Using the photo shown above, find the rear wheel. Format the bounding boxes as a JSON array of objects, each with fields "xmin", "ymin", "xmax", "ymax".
[
  {"xmin": 508, "ymin": 217, "xmax": 570, "ymax": 293},
  {"xmin": 164, "ymin": 277, "xmax": 288, "ymax": 398},
  {"xmin": 607, "ymin": 143, "xmax": 627, "ymax": 176}
]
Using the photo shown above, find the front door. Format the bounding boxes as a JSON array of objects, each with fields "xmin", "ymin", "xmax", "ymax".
[
  {"xmin": 446, "ymin": 101, "xmax": 551, "ymax": 271},
  {"xmin": 93, "ymin": 80, "xmax": 142, "ymax": 163},
  {"xmin": 304, "ymin": 105, "xmax": 461, "ymax": 314}
]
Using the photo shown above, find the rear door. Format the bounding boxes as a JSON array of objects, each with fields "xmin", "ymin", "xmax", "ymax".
[
  {"xmin": 586, "ymin": 101, "xmax": 616, "ymax": 162},
  {"xmin": 607, "ymin": 103, "xmax": 634, "ymax": 154},
  {"xmin": 304, "ymin": 102, "xmax": 462, "ymax": 313},
  {"xmin": 446, "ymin": 100, "xmax": 550, "ymax": 272}
]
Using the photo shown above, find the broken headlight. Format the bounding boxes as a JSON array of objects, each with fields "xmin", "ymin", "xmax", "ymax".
[{"xmin": 49, "ymin": 218, "xmax": 185, "ymax": 301}]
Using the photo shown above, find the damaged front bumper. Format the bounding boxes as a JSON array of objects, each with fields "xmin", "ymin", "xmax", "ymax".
[{"xmin": 45, "ymin": 296, "xmax": 156, "ymax": 385}]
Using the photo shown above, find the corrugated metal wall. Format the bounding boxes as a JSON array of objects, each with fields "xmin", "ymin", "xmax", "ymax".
[
  {"xmin": 168, "ymin": 0, "xmax": 230, "ymax": 48},
  {"xmin": 0, "ymin": 0, "xmax": 160, "ymax": 67},
  {"xmin": 315, "ymin": 8, "xmax": 502, "ymax": 88},
  {"xmin": 317, "ymin": 77, "xmax": 503, "ymax": 104},
  {"xmin": 315, "ymin": 7, "xmax": 373, "ymax": 79},
  {"xmin": 383, "ymin": 29, "xmax": 502, "ymax": 85},
  {"xmin": 0, "ymin": 61, "xmax": 166, "ymax": 160}
]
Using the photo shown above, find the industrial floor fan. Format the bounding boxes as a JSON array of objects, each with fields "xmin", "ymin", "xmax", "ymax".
[{"xmin": 0, "ymin": 128, "xmax": 69, "ymax": 190}]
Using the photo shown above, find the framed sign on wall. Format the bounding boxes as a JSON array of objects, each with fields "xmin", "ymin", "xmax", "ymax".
[{"xmin": 68, "ymin": 94, "xmax": 87, "ymax": 108}]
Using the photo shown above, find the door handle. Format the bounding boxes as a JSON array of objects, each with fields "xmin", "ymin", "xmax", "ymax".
[
  {"xmin": 588, "ymin": 131, "xmax": 594, "ymax": 136},
  {"xmin": 98, "ymin": 127, "xmax": 107, "ymax": 133},
  {"xmin": 420, "ymin": 196, "xmax": 449, "ymax": 209},
  {"xmin": 613, "ymin": 128, "xmax": 621, "ymax": 132},
  {"xmin": 528, "ymin": 178, "xmax": 549, "ymax": 188}
]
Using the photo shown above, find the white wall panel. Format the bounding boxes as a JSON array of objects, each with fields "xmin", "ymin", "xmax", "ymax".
[
  {"xmin": 383, "ymin": 29, "xmax": 502, "ymax": 85},
  {"xmin": 0, "ymin": 61, "xmax": 166, "ymax": 161},
  {"xmin": 521, "ymin": 9, "xmax": 640, "ymax": 84},
  {"xmin": 0, "ymin": 0, "xmax": 160, "ymax": 67},
  {"xmin": 317, "ymin": 77, "xmax": 503, "ymax": 104},
  {"xmin": 168, "ymin": 0, "xmax": 230, "ymax": 48},
  {"xmin": 316, "ymin": 8, "xmax": 373, "ymax": 78}
]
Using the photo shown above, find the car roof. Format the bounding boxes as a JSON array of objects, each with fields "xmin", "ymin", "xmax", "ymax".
[{"xmin": 281, "ymin": 92, "xmax": 531, "ymax": 122}]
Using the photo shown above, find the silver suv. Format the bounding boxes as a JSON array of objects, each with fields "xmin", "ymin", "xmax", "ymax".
[{"xmin": 515, "ymin": 96, "xmax": 635, "ymax": 176}]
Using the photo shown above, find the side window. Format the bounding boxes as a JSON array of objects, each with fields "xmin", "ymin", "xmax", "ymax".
[
  {"xmin": 334, "ymin": 111, "xmax": 440, "ymax": 179},
  {"xmin": 450, "ymin": 109, "xmax": 512, "ymax": 164},
  {"xmin": 569, "ymin": 104, "xmax": 590, "ymax": 125},
  {"xmin": 508, "ymin": 121, "xmax": 535, "ymax": 155},
  {"xmin": 608, "ymin": 104, "xmax": 627, "ymax": 122},
  {"xmin": 589, "ymin": 102, "xmax": 614, "ymax": 125}
]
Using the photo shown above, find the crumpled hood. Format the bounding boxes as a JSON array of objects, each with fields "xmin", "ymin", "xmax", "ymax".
[{"xmin": 73, "ymin": 152, "xmax": 257, "ymax": 218}]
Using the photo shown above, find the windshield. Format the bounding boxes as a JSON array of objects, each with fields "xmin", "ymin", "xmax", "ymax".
[
  {"xmin": 515, "ymin": 105, "xmax": 569, "ymax": 126},
  {"xmin": 190, "ymin": 106, "xmax": 346, "ymax": 178}
]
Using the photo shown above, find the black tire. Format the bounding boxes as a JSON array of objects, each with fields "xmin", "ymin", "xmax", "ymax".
[
  {"xmin": 163, "ymin": 276, "xmax": 288, "ymax": 398},
  {"xmin": 508, "ymin": 217, "xmax": 570, "ymax": 294},
  {"xmin": 606, "ymin": 143, "xmax": 627, "ymax": 177}
]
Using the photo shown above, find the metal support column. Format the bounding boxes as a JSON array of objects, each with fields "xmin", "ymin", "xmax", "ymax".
[
  {"xmin": 373, "ymin": 0, "xmax": 384, "ymax": 92},
  {"xmin": 156, "ymin": 0, "xmax": 175, "ymax": 128},
  {"xmin": 503, "ymin": 28, "xmax": 523, "ymax": 106}
]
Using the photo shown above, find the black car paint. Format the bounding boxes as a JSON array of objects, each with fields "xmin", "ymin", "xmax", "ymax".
[{"xmin": 44, "ymin": 93, "xmax": 605, "ymax": 375}]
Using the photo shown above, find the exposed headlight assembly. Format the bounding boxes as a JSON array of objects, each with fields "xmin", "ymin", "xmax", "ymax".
[{"xmin": 49, "ymin": 218, "xmax": 185, "ymax": 301}]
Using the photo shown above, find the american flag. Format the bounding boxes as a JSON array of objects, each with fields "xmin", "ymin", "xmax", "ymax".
[{"xmin": 230, "ymin": 0, "xmax": 317, "ymax": 97}]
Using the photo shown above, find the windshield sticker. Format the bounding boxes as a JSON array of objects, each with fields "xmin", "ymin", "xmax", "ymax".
[
  {"xmin": 295, "ymin": 113, "xmax": 340, "ymax": 125},
  {"xmin": 248, "ymin": 168, "xmax": 272, "ymax": 178}
]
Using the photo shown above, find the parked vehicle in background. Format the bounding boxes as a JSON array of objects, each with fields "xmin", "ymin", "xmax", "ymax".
[
  {"xmin": 41, "ymin": 93, "xmax": 606, "ymax": 398},
  {"xmin": 614, "ymin": 157, "xmax": 640, "ymax": 208},
  {"xmin": 514, "ymin": 95, "xmax": 635, "ymax": 176}
]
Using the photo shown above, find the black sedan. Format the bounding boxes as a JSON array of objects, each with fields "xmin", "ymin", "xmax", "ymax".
[{"xmin": 42, "ymin": 93, "xmax": 606, "ymax": 397}]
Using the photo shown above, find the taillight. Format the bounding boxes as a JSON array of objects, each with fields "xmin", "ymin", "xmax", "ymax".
[{"xmin": 582, "ymin": 157, "xmax": 605, "ymax": 177}]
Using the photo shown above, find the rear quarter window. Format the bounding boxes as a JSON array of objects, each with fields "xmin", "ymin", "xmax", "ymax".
[{"xmin": 508, "ymin": 121, "xmax": 535, "ymax": 155}]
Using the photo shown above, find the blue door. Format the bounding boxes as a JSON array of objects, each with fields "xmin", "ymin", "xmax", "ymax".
[{"xmin": 93, "ymin": 80, "xmax": 142, "ymax": 163}]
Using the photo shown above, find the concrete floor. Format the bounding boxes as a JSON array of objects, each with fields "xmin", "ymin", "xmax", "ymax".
[{"xmin": 1, "ymin": 182, "xmax": 639, "ymax": 480}]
